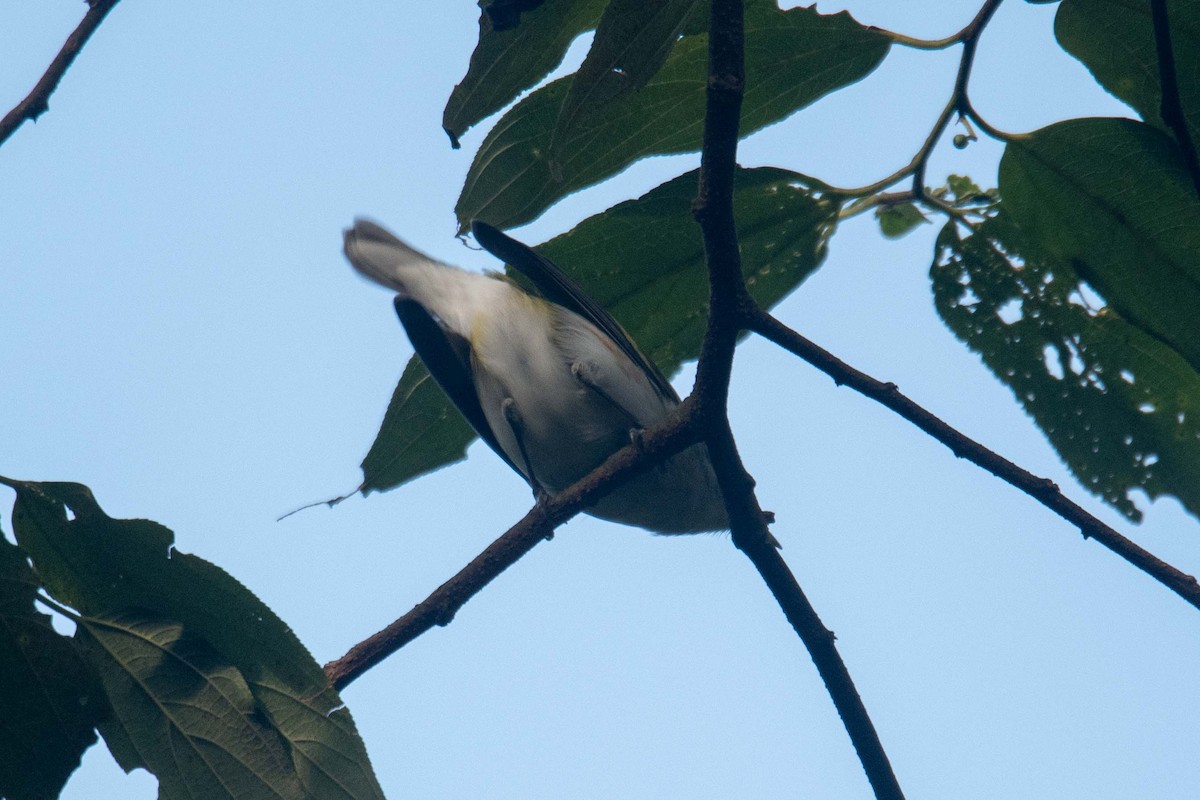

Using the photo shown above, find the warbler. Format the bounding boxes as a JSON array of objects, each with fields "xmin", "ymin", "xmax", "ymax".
[{"xmin": 343, "ymin": 219, "xmax": 728, "ymax": 534}]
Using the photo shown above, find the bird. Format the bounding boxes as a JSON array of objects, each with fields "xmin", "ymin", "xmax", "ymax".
[{"xmin": 343, "ymin": 218, "xmax": 728, "ymax": 534}]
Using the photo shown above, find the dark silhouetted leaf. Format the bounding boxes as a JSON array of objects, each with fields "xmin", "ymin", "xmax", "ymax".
[
  {"xmin": 9, "ymin": 483, "xmax": 312, "ymax": 688},
  {"xmin": 875, "ymin": 203, "xmax": 928, "ymax": 239},
  {"xmin": 360, "ymin": 356, "xmax": 478, "ymax": 493},
  {"xmin": 932, "ymin": 212, "xmax": 1200, "ymax": 522},
  {"xmin": 0, "ymin": 535, "xmax": 104, "ymax": 800},
  {"xmin": 1000, "ymin": 118, "xmax": 1200, "ymax": 373},
  {"xmin": 456, "ymin": 1, "xmax": 887, "ymax": 231},
  {"xmin": 250, "ymin": 675, "xmax": 388, "ymax": 799},
  {"xmin": 550, "ymin": 0, "xmax": 702, "ymax": 158},
  {"xmin": 485, "ymin": 0, "xmax": 547, "ymax": 32},
  {"xmin": 78, "ymin": 613, "xmax": 304, "ymax": 800},
  {"xmin": 444, "ymin": 0, "xmax": 607, "ymax": 146},
  {"xmin": 1055, "ymin": 0, "xmax": 1200, "ymax": 145},
  {"xmin": 362, "ymin": 167, "xmax": 837, "ymax": 493},
  {"xmin": 7, "ymin": 482, "xmax": 386, "ymax": 800}
]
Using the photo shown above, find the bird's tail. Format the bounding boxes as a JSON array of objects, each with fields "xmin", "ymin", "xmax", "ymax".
[{"xmin": 343, "ymin": 218, "xmax": 451, "ymax": 295}]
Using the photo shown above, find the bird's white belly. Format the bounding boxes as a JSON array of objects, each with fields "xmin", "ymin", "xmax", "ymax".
[
  {"xmin": 466, "ymin": 282, "xmax": 726, "ymax": 533},
  {"xmin": 473, "ymin": 309, "xmax": 636, "ymax": 490}
]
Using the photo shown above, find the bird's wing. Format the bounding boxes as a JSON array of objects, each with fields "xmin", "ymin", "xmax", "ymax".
[
  {"xmin": 392, "ymin": 296, "xmax": 523, "ymax": 478},
  {"xmin": 470, "ymin": 220, "xmax": 680, "ymax": 404}
]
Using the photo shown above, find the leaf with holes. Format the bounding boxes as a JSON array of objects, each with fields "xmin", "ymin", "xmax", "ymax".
[
  {"xmin": 931, "ymin": 212, "xmax": 1200, "ymax": 522},
  {"xmin": 1000, "ymin": 118, "xmax": 1200, "ymax": 374}
]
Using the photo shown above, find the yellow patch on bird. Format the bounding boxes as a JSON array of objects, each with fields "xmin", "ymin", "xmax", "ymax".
[{"xmin": 468, "ymin": 285, "xmax": 552, "ymax": 355}]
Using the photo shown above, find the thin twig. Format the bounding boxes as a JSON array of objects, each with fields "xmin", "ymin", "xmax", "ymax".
[
  {"xmin": 911, "ymin": 0, "xmax": 1006, "ymax": 198},
  {"xmin": 325, "ymin": 402, "xmax": 700, "ymax": 690},
  {"xmin": 839, "ymin": 188, "xmax": 977, "ymax": 229},
  {"xmin": 1150, "ymin": 0, "xmax": 1200, "ymax": 198},
  {"xmin": 820, "ymin": 0, "xmax": 1007, "ymax": 202},
  {"xmin": 36, "ymin": 591, "xmax": 82, "ymax": 622},
  {"xmin": 691, "ymin": 1, "xmax": 906, "ymax": 798},
  {"xmin": 0, "ymin": 0, "xmax": 123, "ymax": 149},
  {"xmin": 876, "ymin": 1, "xmax": 1003, "ymax": 52},
  {"xmin": 747, "ymin": 309, "xmax": 1200, "ymax": 613}
]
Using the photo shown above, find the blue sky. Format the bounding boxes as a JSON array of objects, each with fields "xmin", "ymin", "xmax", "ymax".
[{"xmin": 3, "ymin": 1, "xmax": 1198, "ymax": 798}]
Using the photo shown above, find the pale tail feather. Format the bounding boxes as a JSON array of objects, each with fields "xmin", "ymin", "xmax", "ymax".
[{"xmin": 343, "ymin": 218, "xmax": 451, "ymax": 295}]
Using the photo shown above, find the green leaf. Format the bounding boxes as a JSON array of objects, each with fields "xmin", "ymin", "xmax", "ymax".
[
  {"xmin": 362, "ymin": 166, "xmax": 837, "ymax": 493},
  {"xmin": 250, "ymin": 676, "xmax": 387, "ymax": 800},
  {"xmin": 0, "ymin": 536, "xmax": 104, "ymax": 800},
  {"xmin": 443, "ymin": 0, "xmax": 608, "ymax": 146},
  {"xmin": 1055, "ymin": 0, "xmax": 1200, "ymax": 146},
  {"xmin": 550, "ymin": 0, "xmax": 702, "ymax": 158},
  {"xmin": 6, "ymin": 481, "xmax": 386, "ymax": 800},
  {"xmin": 932, "ymin": 212, "xmax": 1200, "ymax": 522},
  {"xmin": 946, "ymin": 174, "xmax": 982, "ymax": 198},
  {"xmin": 875, "ymin": 202, "xmax": 928, "ymax": 239},
  {"xmin": 78, "ymin": 613, "xmax": 304, "ymax": 800},
  {"xmin": 534, "ymin": 167, "xmax": 836, "ymax": 371},
  {"xmin": 483, "ymin": 0, "xmax": 549, "ymax": 32},
  {"xmin": 927, "ymin": 174, "xmax": 998, "ymax": 212},
  {"xmin": 456, "ymin": 0, "xmax": 888, "ymax": 231},
  {"xmin": 360, "ymin": 355, "xmax": 478, "ymax": 493},
  {"xmin": 9, "ymin": 483, "xmax": 314, "ymax": 689},
  {"xmin": 1000, "ymin": 118, "xmax": 1200, "ymax": 374}
]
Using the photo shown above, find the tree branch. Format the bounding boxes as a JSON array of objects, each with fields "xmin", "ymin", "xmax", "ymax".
[
  {"xmin": 1150, "ymin": 0, "xmax": 1200, "ymax": 198},
  {"xmin": 325, "ymin": 401, "xmax": 700, "ymax": 690},
  {"xmin": 690, "ymin": 1, "xmax": 906, "ymax": 798},
  {"xmin": 747, "ymin": 309, "xmax": 1200, "ymax": 613},
  {"xmin": 0, "ymin": 0, "xmax": 123, "ymax": 150}
]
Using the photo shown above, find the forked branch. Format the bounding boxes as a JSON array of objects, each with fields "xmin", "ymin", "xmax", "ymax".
[
  {"xmin": 831, "ymin": 0, "xmax": 1009, "ymax": 218},
  {"xmin": 691, "ymin": 1, "xmax": 906, "ymax": 798}
]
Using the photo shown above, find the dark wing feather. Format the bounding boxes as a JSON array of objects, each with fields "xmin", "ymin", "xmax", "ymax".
[
  {"xmin": 470, "ymin": 220, "xmax": 679, "ymax": 403},
  {"xmin": 392, "ymin": 297, "xmax": 523, "ymax": 478}
]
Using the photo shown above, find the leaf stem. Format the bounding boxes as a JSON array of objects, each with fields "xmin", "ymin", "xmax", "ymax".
[
  {"xmin": 909, "ymin": 0, "xmax": 1007, "ymax": 199},
  {"xmin": 877, "ymin": 0, "xmax": 1004, "ymax": 52},
  {"xmin": 36, "ymin": 592, "xmax": 82, "ymax": 622}
]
